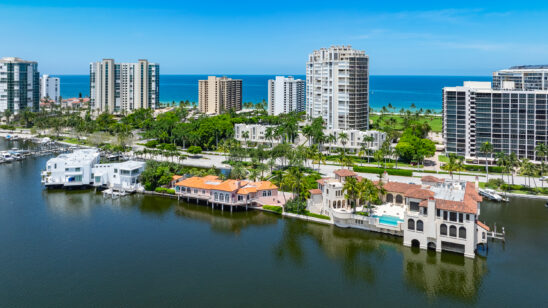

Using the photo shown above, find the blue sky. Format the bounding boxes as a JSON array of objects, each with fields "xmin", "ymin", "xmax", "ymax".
[{"xmin": 1, "ymin": 1, "xmax": 547, "ymax": 75}]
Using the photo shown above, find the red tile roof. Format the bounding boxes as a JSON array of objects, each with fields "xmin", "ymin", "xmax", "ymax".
[
  {"xmin": 309, "ymin": 189, "xmax": 322, "ymax": 195},
  {"xmin": 434, "ymin": 182, "xmax": 482, "ymax": 214},
  {"xmin": 477, "ymin": 221, "xmax": 491, "ymax": 231},
  {"xmin": 405, "ymin": 188, "xmax": 435, "ymax": 199},
  {"xmin": 382, "ymin": 182, "xmax": 422, "ymax": 194},
  {"xmin": 421, "ymin": 175, "xmax": 445, "ymax": 183},
  {"xmin": 334, "ymin": 169, "xmax": 357, "ymax": 177}
]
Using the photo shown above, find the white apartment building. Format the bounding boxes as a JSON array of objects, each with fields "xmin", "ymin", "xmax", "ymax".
[
  {"xmin": 493, "ymin": 65, "xmax": 548, "ymax": 90},
  {"xmin": 0, "ymin": 57, "xmax": 40, "ymax": 113},
  {"xmin": 268, "ymin": 76, "xmax": 305, "ymax": 115},
  {"xmin": 90, "ymin": 59, "xmax": 159, "ymax": 113},
  {"xmin": 443, "ymin": 81, "xmax": 548, "ymax": 161},
  {"xmin": 323, "ymin": 129, "xmax": 386, "ymax": 152},
  {"xmin": 40, "ymin": 74, "xmax": 60, "ymax": 103},
  {"xmin": 198, "ymin": 76, "xmax": 242, "ymax": 115},
  {"xmin": 306, "ymin": 46, "xmax": 369, "ymax": 130},
  {"xmin": 233, "ymin": 123, "xmax": 386, "ymax": 151}
]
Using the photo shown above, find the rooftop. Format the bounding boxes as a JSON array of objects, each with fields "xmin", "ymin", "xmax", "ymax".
[
  {"xmin": 507, "ymin": 65, "xmax": 548, "ymax": 70},
  {"xmin": 334, "ymin": 169, "xmax": 357, "ymax": 177},
  {"xmin": 49, "ymin": 149, "xmax": 99, "ymax": 165}
]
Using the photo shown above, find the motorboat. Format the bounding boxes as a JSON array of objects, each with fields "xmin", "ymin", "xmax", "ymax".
[
  {"xmin": 479, "ymin": 188, "xmax": 509, "ymax": 202},
  {"xmin": 0, "ymin": 152, "xmax": 15, "ymax": 162}
]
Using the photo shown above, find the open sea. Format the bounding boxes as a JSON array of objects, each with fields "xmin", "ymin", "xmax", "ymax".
[{"xmin": 57, "ymin": 75, "xmax": 491, "ymax": 111}]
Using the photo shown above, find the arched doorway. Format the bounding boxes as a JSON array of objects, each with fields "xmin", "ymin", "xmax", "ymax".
[
  {"xmin": 427, "ymin": 242, "xmax": 436, "ymax": 250},
  {"xmin": 386, "ymin": 193, "xmax": 393, "ymax": 203},
  {"xmin": 396, "ymin": 194, "xmax": 403, "ymax": 204},
  {"xmin": 411, "ymin": 239, "xmax": 420, "ymax": 247}
]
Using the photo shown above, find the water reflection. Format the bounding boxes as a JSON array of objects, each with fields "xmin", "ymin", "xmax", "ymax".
[
  {"xmin": 174, "ymin": 202, "xmax": 279, "ymax": 235},
  {"xmin": 403, "ymin": 246, "xmax": 486, "ymax": 303},
  {"xmin": 43, "ymin": 189, "xmax": 98, "ymax": 216},
  {"xmin": 275, "ymin": 217, "xmax": 487, "ymax": 302}
]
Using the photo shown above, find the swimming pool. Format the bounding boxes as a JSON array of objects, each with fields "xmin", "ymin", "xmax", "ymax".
[{"xmin": 374, "ymin": 215, "xmax": 403, "ymax": 226}]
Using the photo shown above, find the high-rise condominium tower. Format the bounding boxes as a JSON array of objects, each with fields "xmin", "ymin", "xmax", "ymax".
[
  {"xmin": 306, "ymin": 45, "xmax": 369, "ymax": 130},
  {"xmin": 492, "ymin": 65, "xmax": 548, "ymax": 90},
  {"xmin": 443, "ymin": 68, "xmax": 548, "ymax": 161},
  {"xmin": 40, "ymin": 74, "xmax": 60, "ymax": 103},
  {"xmin": 0, "ymin": 57, "xmax": 40, "ymax": 113},
  {"xmin": 268, "ymin": 76, "xmax": 305, "ymax": 115},
  {"xmin": 90, "ymin": 59, "xmax": 159, "ymax": 113},
  {"xmin": 198, "ymin": 76, "xmax": 242, "ymax": 115}
]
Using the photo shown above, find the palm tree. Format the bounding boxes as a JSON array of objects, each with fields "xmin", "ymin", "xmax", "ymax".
[
  {"xmin": 248, "ymin": 168, "xmax": 260, "ymax": 182},
  {"xmin": 265, "ymin": 126, "xmax": 275, "ymax": 147},
  {"xmin": 445, "ymin": 153, "xmax": 459, "ymax": 180},
  {"xmin": 520, "ymin": 158, "xmax": 537, "ymax": 188},
  {"xmin": 358, "ymin": 178, "xmax": 380, "ymax": 215},
  {"xmin": 456, "ymin": 156, "xmax": 465, "ymax": 180},
  {"xmin": 338, "ymin": 132, "xmax": 349, "ymax": 153},
  {"xmin": 242, "ymin": 131, "xmax": 250, "ymax": 147},
  {"xmin": 495, "ymin": 152, "xmax": 510, "ymax": 184},
  {"xmin": 508, "ymin": 152, "xmax": 520, "ymax": 185},
  {"xmin": 536, "ymin": 143, "xmax": 548, "ymax": 187},
  {"xmin": 343, "ymin": 176, "xmax": 360, "ymax": 212},
  {"xmin": 480, "ymin": 142, "xmax": 494, "ymax": 181}
]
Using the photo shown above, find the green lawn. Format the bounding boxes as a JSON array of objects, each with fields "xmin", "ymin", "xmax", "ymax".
[{"xmin": 369, "ymin": 114, "xmax": 442, "ymax": 133}]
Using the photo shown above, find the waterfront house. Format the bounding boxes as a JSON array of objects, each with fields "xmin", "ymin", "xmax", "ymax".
[
  {"xmin": 91, "ymin": 160, "xmax": 146, "ymax": 191},
  {"xmin": 41, "ymin": 149, "xmax": 146, "ymax": 190},
  {"xmin": 172, "ymin": 175, "xmax": 284, "ymax": 210},
  {"xmin": 307, "ymin": 171, "xmax": 490, "ymax": 258},
  {"xmin": 41, "ymin": 149, "xmax": 100, "ymax": 187}
]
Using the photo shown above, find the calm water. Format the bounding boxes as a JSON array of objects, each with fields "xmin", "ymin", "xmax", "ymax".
[
  {"xmin": 0, "ymin": 139, "xmax": 547, "ymax": 307},
  {"xmin": 56, "ymin": 75, "xmax": 491, "ymax": 111}
]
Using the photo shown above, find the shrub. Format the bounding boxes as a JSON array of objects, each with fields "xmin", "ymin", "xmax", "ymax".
[
  {"xmin": 155, "ymin": 187, "xmax": 168, "ymax": 193},
  {"xmin": 144, "ymin": 140, "xmax": 159, "ymax": 148},
  {"xmin": 285, "ymin": 199, "xmax": 307, "ymax": 214},
  {"xmin": 263, "ymin": 205, "xmax": 283, "ymax": 214},
  {"xmin": 188, "ymin": 145, "xmax": 202, "ymax": 155},
  {"xmin": 353, "ymin": 165, "xmax": 413, "ymax": 176}
]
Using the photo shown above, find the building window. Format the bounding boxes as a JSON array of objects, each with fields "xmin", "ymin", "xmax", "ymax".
[
  {"xmin": 450, "ymin": 225, "xmax": 457, "ymax": 237},
  {"xmin": 332, "ymin": 201, "xmax": 336, "ymax": 208},
  {"xmin": 408, "ymin": 219, "xmax": 415, "ymax": 230},
  {"xmin": 466, "ymin": 214, "xmax": 469, "ymax": 221},
  {"xmin": 440, "ymin": 224, "xmax": 447, "ymax": 236},
  {"xmin": 437, "ymin": 209, "xmax": 440, "ymax": 217},
  {"xmin": 459, "ymin": 227, "xmax": 466, "ymax": 239},
  {"xmin": 450, "ymin": 212, "xmax": 457, "ymax": 222},
  {"xmin": 386, "ymin": 193, "xmax": 393, "ymax": 203},
  {"xmin": 443, "ymin": 211, "xmax": 448, "ymax": 220},
  {"xmin": 410, "ymin": 202, "xmax": 420, "ymax": 212},
  {"xmin": 396, "ymin": 195, "xmax": 403, "ymax": 204},
  {"xmin": 416, "ymin": 220, "xmax": 424, "ymax": 232},
  {"xmin": 459, "ymin": 213, "xmax": 463, "ymax": 223}
]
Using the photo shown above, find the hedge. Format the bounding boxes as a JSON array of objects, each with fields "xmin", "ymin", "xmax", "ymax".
[
  {"xmin": 305, "ymin": 211, "xmax": 330, "ymax": 220},
  {"xmin": 353, "ymin": 165, "xmax": 413, "ymax": 177},
  {"xmin": 462, "ymin": 164, "xmax": 504, "ymax": 173},
  {"xmin": 154, "ymin": 187, "xmax": 176, "ymax": 194},
  {"xmin": 263, "ymin": 205, "xmax": 283, "ymax": 214}
]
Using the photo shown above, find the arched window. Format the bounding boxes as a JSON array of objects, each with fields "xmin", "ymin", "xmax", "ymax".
[
  {"xmin": 408, "ymin": 219, "xmax": 415, "ymax": 230},
  {"xmin": 417, "ymin": 220, "xmax": 424, "ymax": 231},
  {"xmin": 450, "ymin": 225, "xmax": 457, "ymax": 237},
  {"xmin": 396, "ymin": 195, "xmax": 403, "ymax": 204},
  {"xmin": 214, "ymin": 192, "xmax": 218, "ymax": 201},
  {"xmin": 220, "ymin": 194, "xmax": 224, "ymax": 201},
  {"xmin": 343, "ymin": 200, "xmax": 346, "ymax": 207},
  {"xmin": 338, "ymin": 200, "xmax": 341, "ymax": 208},
  {"xmin": 459, "ymin": 227, "xmax": 467, "ymax": 239},
  {"xmin": 386, "ymin": 193, "xmax": 393, "ymax": 203},
  {"xmin": 332, "ymin": 201, "xmax": 336, "ymax": 208},
  {"xmin": 440, "ymin": 224, "xmax": 447, "ymax": 236}
]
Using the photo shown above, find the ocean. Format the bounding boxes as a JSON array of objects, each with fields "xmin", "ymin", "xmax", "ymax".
[{"xmin": 57, "ymin": 75, "xmax": 491, "ymax": 111}]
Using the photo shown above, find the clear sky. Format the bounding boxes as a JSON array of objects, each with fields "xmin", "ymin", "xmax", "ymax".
[{"xmin": 1, "ymin": 0, "xmax": 548, "ymax": 75}]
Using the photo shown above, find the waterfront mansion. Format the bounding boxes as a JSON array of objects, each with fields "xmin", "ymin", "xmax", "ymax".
[
  {"xmin": 172, "ymin": 175, "xmax": 287, "ymax": 210},
  {"xmin": 41, "ymin": 149, "xmax": 145, "ymax": 191},
  {"xmin": 307, "ymin": 170, "xmax": 490, "ymax": 258}
]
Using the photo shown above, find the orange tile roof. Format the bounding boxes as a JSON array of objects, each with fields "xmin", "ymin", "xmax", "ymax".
[
  {"xmin": 254, "ymin": 181, "xmax": 278, "ymax": 190},
  {"xmin": 237, "ymin": 187, "xmax": 257, "ymax": 194},
  {"xmin": 172, "ymin": 175, "xmax": 183, "ymax": 180},
  {"xmin": 421, "ymin": 176, "xmax": 445, "ymax": 183},
  {"xmin": 334, "ymin": 169, "xmax": 357, "ymax": 177},
  {"xmin": 477, "ymin": 221, "xmax": 491, "ymax": 231},
  {"xmin": 405, "ymin": 188, "xmax": 435, "ymax": 199},
  {"xmin": 382, "ymin": 182, "xmax": 422, "ymax": 194},
  {"xmin": 316, "ymin": 178, "xmax": 331, "ymax": 185},
  {"xmin": 309, "ymin": 189, "xmax": 322, "ymax": 195},
  {"xmin": 434, "ymin": 183, "xmax": 481, "ymax": 214}
]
